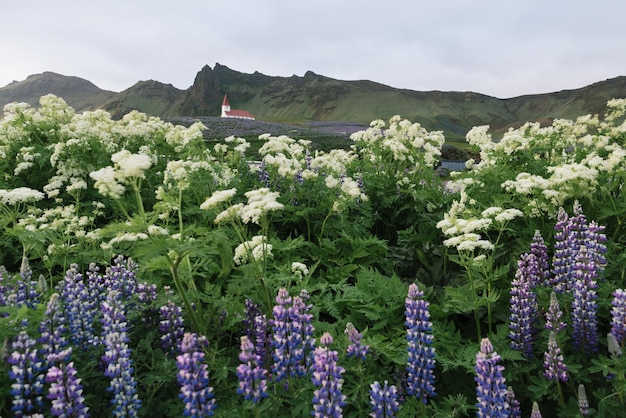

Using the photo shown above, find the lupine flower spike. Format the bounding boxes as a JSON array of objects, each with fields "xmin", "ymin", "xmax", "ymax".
[
  {"xmin": 46, "ymin": 347, "xmax": 90, "ymax": 418},
  {"xmin": 578, "ymin": 384, "xmax": 589, "ymax": 416},
  {"xmin": 544, "ymin": 292, "xmax": 566, "ymax": 333},
  {"xmin": 509, "ymin": 253, "xmax": 539, "ymax": 357},
  {"xmin": 101, "ymin": 290, "xmax": 141, "ymax": 417},
  {"xmin": 530, "ymin": 402, "xmax": 542, "ymax": 418},
  {"xmin": 530, "ymin": 230, "xmax": 550, "ymax": 286},
  {"xmin": 176, "ymin": 332, "xmax": 216, "ymax": 417},
  {"xmin": 506, "ymin": 386, "xmax": 521, "ymax": 418},
  {"xmin": 8, "ymin": 329, "xmax": 46, "ymax": 417},
  {"xmin": 236, "ymin": 335, "xmax": 268, "ymax": 403},
  {"xmin": 369, "ymin": 380, "xmax": 400, "ymax": 418},
  {"xmin": 475, "ymin": 338, "xmax": 508, "ymax": 417},
  {"xmin": 610, "ymin": 289, "xmax": 626, "ymax": 347},
  {"xmin": 405, "ymin": 283, "xmax": 436, "ymax": 404},
  {"xmin": 345, "ymin": 322, "xmax": 369, "ymax": 361},
  {"xmin": 543, "ymin": 331, "xmax": 568, "ymax": 382},
  {"xmin": 571, "ymin": 246, "xmax": 599, "ymax": 355},
  {"xmin": 311, "ymin": 332, "xmax": 346, "ymax": 418}
]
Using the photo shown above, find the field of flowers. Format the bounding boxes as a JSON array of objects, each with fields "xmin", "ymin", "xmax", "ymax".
[{"xmin": 1, "ymin": 94, "xmax": 625, "ymax": 417}]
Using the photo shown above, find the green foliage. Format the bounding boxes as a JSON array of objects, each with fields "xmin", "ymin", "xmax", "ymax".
[{"xmin": 2, "ymin": 97, "xmax": 626, "ymax": 416}]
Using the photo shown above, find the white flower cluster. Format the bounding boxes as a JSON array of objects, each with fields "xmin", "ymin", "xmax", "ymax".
[
  {"xmin": 205, "ymin": 187, "xmax": 284, "ymax": 225},
  {"xmin": 233, "ymin": 235, "xmax": 273, "ymax": 265},
  {"xmin": 291, "ymin": 262, "xmax": 309, "ymax": 279},
  {"xmin": 0, "ymin": 187, "xmax": 45, "ymax": 205},
  {"xmin": 200, "ymin": 188, "xmax": 237, "ymax": 210},
  {"xmin": 89, "ymin": 149, "xmax": 152, "ymax": 199}
]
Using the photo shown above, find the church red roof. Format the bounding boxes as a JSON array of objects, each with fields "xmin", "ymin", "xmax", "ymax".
[
  {"xmin": 222, "ymin": 94, "xmax": 230, "ymax": 106},
  {"xmin": 224, "ymin": 109, "xmax": 255, "ymax": 119}
]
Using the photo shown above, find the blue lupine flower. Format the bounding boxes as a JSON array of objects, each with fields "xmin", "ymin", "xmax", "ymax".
[
  {"xmin": 544, "ymin": 292, "xmax": 566, "ymax": 333},
  {"xmin": 530, "ymin": 230, "xmax": 550, "ymax": 286},
  {"xmin": 46, "ymin": 347, "xmax": 90, "ymax": 418},
  {"xmin": 12, "ymin": 256, "xmax": 40, "ymax": 308},
  {"xmin": 101, "ymin": 290, "xmax": 141, "ymax": 417},
  {"xmin": 60, "ymin": 264, "xmax": 99, "ymax": 348},
  {"xmin": 176, "ymin": 332, "xmax": 216, "ymax": 417},
  {"xmin": 509, "ymin": 253, "xmax": 539, "ymax": 357},
  {"xmin": 271, "ymin": 288, "xmax": 315, "ymax": 383},
  {"xmin": 159, "ymin": 300, "xmax": 185, "ymax": 355},
  {"xmin": 236, "ymin": 335, "xmax": 268, "ymax": 403},
  {"xmin": 103, "ymin": 256, "xmax": 138, "ymax": 301},
  {"xmin": 405, "ymin": 283, "xmax": 436, "ymax": 404},
  {"xmin": 506, "ymin": 386, "xmax": 521, "ymax": 418},
  {"xmin": 244, "ymin": 299, "xmax": 270, "ymax": 367},
  {"xmin": 571, "ymin": 246, "xmax": 599, "ymax": 355},
  {"xmin": 475, "ymin": 338, "xmax": 508, "ymax": 418},
  {"xmin": 345, "ymin": 322, "xmax": 369, "ymax": 361},
  {"xmin": 8, "ymin": 329, "xmax": 46, "ymax": 417},
  {"xmin": 550, "ymin": 207, "xmax": 575, "ymax": 293},
  {"xmin": 311, "ymin": 333, "xmax": 346, "ymax": 418},
  {"xmin": 38, "ymin": 293, "xmax": 68, "ymax": 364},
  {"xmin": 543, "ymin": 331, "xmax": 568, "ymax": 382},
  {"xmin": 610, "ymin": 289, "xmax": 626, "ymax": 346},
  {"xmin": 369, "ymin": 380, "xmax": 399, "ymax": 418}
]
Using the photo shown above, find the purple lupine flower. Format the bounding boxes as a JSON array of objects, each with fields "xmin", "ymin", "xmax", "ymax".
[
  {"xmin": 571, "ymin": 246, "xmax": 599, "ymax": 355},
  {"xmin": 543, "ymin": 331, "xmax": 568, "ymax": 382},
  {"xmin": 38, "ymin": 293, "xmax": 68, "ymax": 364},
  {"xmin": 159, "ymin": 300, "xmax": 185, "ymax": 355},
  {"xmin": 46, "ymin": 347, "xmax": 90, "ymax": 418},
  {"xmin": 584, "ymin": 220, "xmax": 607, "ymax": 274},
  {"xmin": 530, "ymin": 402, "xmax": 542, "ymax": 418},
  {"xmin": 60, "ymin": 265, "xmax": 100, "ymax": 348},
  {"xmin": 136, "ymin": 282, "xmax": 158, "ymax": 303},
  {"xmin": 8, "ymin": 330, "xmax": 46, "ymax": 417},
  {"xmin": 405, "ymin": 283, "xmax": 436, "ymax": 404},
  {"xmin": 271, "ymin": 288, "xmax": 293, "ymax": 382},
  {"xmin": 530, "ymin": 230, "xmax": 551, "ymax": 286},
  {"xmin": 369, "ymin": 380, "xmax": 399, "ymax": 418},
  {"xmin": 101, "ymin": 290, "xmax": 141, "ymax": 417},
  {"xmin": 509, "ymin": 253, "xmax": 539, "ymax": 357},
  {"xmin": 578, "ymin": 384, "xmax": 589, "ymax": 416},
  {"xmin": 345, "ymin": 322, "xmax": 369, "ymax": 361},
  {"xmin": 610, "ymin": 289, "xmax": 626, "ymax": 347},
  {"xmin": 550, "ymin": 207, "xmax": 575, "ymax": 293},
  {"xmin": 311, "ymin": 333, "xmax": 346, "ymax": 418},
  {"xmin": 544, "ymin": 292, "xmax": 566, "ymax": 333},
  {"xmin": 474, "ymin": 338, "xmax": 508, "ymax": 418},
  {"xmin": 176, "ymin": 332, "xmax": 216, "ymax": 417},
  {"xmin": 236, "ymin": 336, "xmax": 268, "ymax": 403},
  {"xmin": 253, "ymin": 314, "xmax": 269, "ymax": 368},
  {"xmin": 13, "ymin": 256, "xmax": 40, "ymax": 308},
  {"xmin": 294, "ymin": 289, "xmax": 316, "ymax": 371},
  {"xmin": 103, "ymin": 256, "xmax": 138, "ymax": 300},
  {"xmin": 271, "ymin": 288, "xmax": 315, "ymax": 383},
  {"xmin": 243, "ymin": 299, "xmax": 270, "ymax": 367},
  {"xmin": 506, "ymin": 386, "xmax": 521, "ymax": 418}
]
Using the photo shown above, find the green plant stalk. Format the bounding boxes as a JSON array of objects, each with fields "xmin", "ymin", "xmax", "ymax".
[
  {"xmin": 169, "ymin": 252, "xmax": 203, "ymax": 336},
  {"xmin": 466, "ymin": 262, "xmax": 482, "ymax": 341}
]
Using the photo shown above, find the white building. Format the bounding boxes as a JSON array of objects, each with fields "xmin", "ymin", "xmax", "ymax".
[{"xmin": 221, "ymin": 94, "xmax": 255, "ymax": 120}]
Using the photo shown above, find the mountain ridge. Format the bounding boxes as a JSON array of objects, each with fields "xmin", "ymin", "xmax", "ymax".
[{"xmin": 1, "ymin": 65, "xmax": 625, "ymax": 140}]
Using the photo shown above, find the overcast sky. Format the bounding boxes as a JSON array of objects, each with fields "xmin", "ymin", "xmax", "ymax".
[{"xmin": 1, "ymin": 0, "xmax": 624, "ymax": 99}]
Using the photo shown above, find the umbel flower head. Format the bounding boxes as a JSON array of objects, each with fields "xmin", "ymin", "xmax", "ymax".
[
  {"xmin": 405, "ymin": 283, "xmax": 436, "ymax": 404},
  {"xmin": 475, "ymin": 338, "xmax": 508, "ymax": 417}
]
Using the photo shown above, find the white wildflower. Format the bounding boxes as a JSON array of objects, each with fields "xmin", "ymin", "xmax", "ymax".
[
  {"xmin": 200, "ymin": 188, "xmax": 237, "ymax": 210},
  {"xmin": 0, "ymin": 187, "xmax": 45, "ymax": 205},
  {"xmin": 291, "ymin": 262, "xmax": 309, "ymax": 279}
]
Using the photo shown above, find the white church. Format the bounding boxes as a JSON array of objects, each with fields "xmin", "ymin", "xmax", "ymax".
[{"xmin": 221, "ymin": 94, "xmax": 255, "ymax": 120}]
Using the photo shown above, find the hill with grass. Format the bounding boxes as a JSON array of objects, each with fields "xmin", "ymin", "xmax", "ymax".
[{"xmin": 1, "ymin": 64, "xmax": 625, "ymax": 141}]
